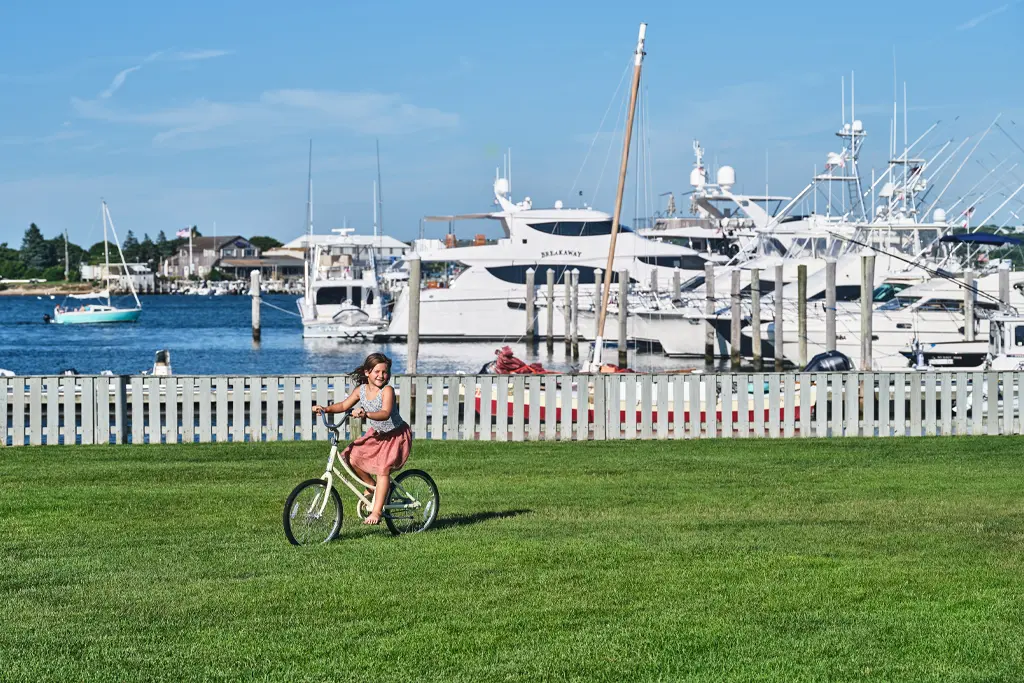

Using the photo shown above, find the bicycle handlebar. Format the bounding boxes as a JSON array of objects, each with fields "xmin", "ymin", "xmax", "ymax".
[{"xmin": 319, "ymin": 409, "xmax": 350, "ymax": 432}]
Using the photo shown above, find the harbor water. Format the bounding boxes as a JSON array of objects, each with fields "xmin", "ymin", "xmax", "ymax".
[{"xmin": 0, "ymin": 295, "xmax": 707, "ymax": 376}]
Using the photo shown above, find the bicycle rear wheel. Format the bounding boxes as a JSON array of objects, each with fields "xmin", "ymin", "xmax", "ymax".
[
  {"xmin": 284, "ymin": 479, "xmax": 343, "ymax": 545},
  {"xmin": 384, "ymin": 469, "xmax": 439, "ymax": 536}
]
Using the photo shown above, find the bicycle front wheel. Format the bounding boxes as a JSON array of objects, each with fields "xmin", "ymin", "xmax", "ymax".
[
  {"xmin": 284, "ymin": 479, "xmax": 343, "ymax": 545},
  {"xmin": 384, "ymin": 469, "xmax": 439, "ymax": 536}
]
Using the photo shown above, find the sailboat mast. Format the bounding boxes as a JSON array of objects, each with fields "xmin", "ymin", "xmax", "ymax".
[
  {"xmin": 304, "ymin": 139, "xmax": 315, "ymax": 315},
  {"xmin": 102, "ymin": 201, "xmax": 111, "ymax": 306},
  {"xmin": 593, "ymin": 23, "xmax": 647, "ymax": 368}
]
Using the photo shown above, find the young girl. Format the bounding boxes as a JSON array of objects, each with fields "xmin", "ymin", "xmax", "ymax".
[{"xmin": 312, "ymin": 353, "xmax": 411, "ymax": 525}]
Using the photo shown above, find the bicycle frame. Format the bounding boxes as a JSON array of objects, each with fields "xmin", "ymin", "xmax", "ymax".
[{"xmin": 316, "ymin": 412, "xmax": 423, "ymax": 519}]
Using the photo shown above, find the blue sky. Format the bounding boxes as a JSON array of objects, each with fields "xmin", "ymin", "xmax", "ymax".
[{"xmin": 1, "ymin": 0, "xmax": 1023, "ymax": 248}]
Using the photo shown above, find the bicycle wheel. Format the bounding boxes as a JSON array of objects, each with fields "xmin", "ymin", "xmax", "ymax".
[
  {"xmin": 384, "ymin": 469, "xmax": 439, "ymax": 536},
  {"xmin": 283, "ymin": 479, "xmax": 343, "ymax": 545}
]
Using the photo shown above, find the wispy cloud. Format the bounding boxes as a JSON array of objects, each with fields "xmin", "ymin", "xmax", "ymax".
[
  {"xmin": 957, "ymin": 1, "xmax": 1019, "ymax": 30},
  {"xmin": 171, "ymin": 49, "xmax": 234, "ymax": 62},
  {"xmin": 0, "ymin": 130, "xmax": 85, "ymax": 146},
  {"xmin": 71, "ymin": 88, "xmax": 458, "ymax": 146},
  {"xmin": 96, "ymin": 48, "xmax": 231, "ymax": 99}
]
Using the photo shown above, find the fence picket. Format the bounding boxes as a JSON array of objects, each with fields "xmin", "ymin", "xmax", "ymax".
[
  {"xmin": 430, "ymin": 376, "xmax": 445, "ymax": 441},
  {"xmin": 129, "ymin": 377, "xmax": 144, "ymax": 444},
  {"xmin": 924, "ymin": 374, "xmax": 936, "ymax": 437},
  {"xmin": 798, "ymin": 373, "xmax": 811, "ymax": 438},
  {"xmin": 477, "ymin": 376, "xmax": 491, "ymax": 441},
  {"xmin": 576, "ymin": 377, "xmax": 591, "ymax": 441},
  {"xmin": 830, "ymin": 373, "xmax": 843, "ymax": 437},
  {"xmin": 559, "ymin": 375, "xmax": 572, "ymax": 441},
  {"xmin": 640, "ymin": 375, "xmax": 653, "ymax": 440},
  {"xmin": 297, "ymin": 377, "xmax": 312, "ymax": 441},
  {"xmin": 909, "ymin": 374, "xmax": 923, "ymax": 437},
  {"xmin": 397, "ymin": 376, "xmax": 412, "ymax": 437},
  {"xmin": 181, "ymin": 377, "xmax": 195, "ymax": 444},
  {"xmin": 656, "ymin": 375, "xmax": 669, "ymax": 440},
  {"xmin": 894, "ymin": 373, "xmax": 906, "ymax": 437},
  {"xmin": 940, "ymin": 373, "xmax": 952, "ymax": 436},
  {"xmin": 735, "ymin": 374, "xmax": 749, "ymax": 439},
  {"xmin": 815, "ymin": 373, "xmax": 827, "ymax": 438},
  {"xmin": 61, "ymin": 376, "xmax": 76, "ymax": 445},
  {"xmin": 528, "ymin": 376, "xmax": 541, "ymax": 441},
  {"xmin": 878, "ymin": 372, "xmax": 891, "ymax": 438},
  {"xmin": 265, "ymin": 377, "xmax": 278, "ymax": 442},
  {"xmin": 247, "ymin": 377, "xmax": 262, "ymax": 443},
  {"xmin": 955, "ymin": 372, "xmax": 967, "ymax": 436},
  {"xmin": 147, "ymin": 377, "xmax": 161, "ymax": 444},
  {"xmin": 752, "ymin": 375, "xmax": 765, "ymax": 438},
  {"xmin": 624, "ymin": 375, "xmax": 637, "ymax": 439},
  {"xmin": 1016, "ymin": 373, "xmax": 1024, "ymax": 435},
  {"xmin": 14, "ymin": 379, "xmax": 27, "ymax": 446},
  {"xmin": 768, "ymin": 374, "xmax": 780, "ymax": 439},
  {"xmin": 165, "ymin": 377, "xmax": 178, "ymax": 445},
  {"xmin": 544, "ymin": 376, "xmax": 557, "ymax": 441},
  {"xmin": 720, "ymin": 375, "xmax": 733, "ymax": 439},
  {"xmin": 81, "ymin": 377, "xmax": 96, "ymax": 446},
  {"xmin": 705, "ymin": 374, "xmax": 718, "ymax": 438},
  {"xmin": 44, "ymin": 377, "xmax": 58, "ymax": 445},
  {"xmin": 199, "ymin": 377, "xmax": 213, "ymax": 442},
  {"xmin": 783, "ymin": 374, "xmax": 795, "ymax": 438},
  {"xmin": 970, "ymin": 372, "xmax": 984, "ymax": 436},
  {"xmin": 446, "ymin": 376, "xmax": 460, "ymax": 441},
  {"xmin": 213, "ymin": 377, "xmax": 228, "ymax": 442},
  {"xmin": 845, "ymin": 373, "xmax": 859, "ymax": 438},
  {"xmin": 1003, "ymin": 372, "xmax": 1015, "ymax": 436},
  {"xmin": 987, "ymin": 373, "xmax": 1000, "ymax": 436},
  {"xmin": 0, "ymin": 377, "xmax": 7, "ymax": 447},
  {"xmin": 592, "ymin": 376, "xmax": 606, "ymax": 442}
]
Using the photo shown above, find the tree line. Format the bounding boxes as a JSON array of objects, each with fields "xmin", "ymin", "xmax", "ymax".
[{"xmin": 0, "ymin": 224, "xmax": 283, "ymax": 281}]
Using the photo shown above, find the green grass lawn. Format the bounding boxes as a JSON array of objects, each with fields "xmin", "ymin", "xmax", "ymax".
[{"xmin": 2, "ymin": 437, "xmax": 1023, "ymax": 682}]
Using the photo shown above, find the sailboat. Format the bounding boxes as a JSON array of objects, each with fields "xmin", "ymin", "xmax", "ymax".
[{"xmin": 52, "ymin": 201, "xmax": 142, "ymax": 324}]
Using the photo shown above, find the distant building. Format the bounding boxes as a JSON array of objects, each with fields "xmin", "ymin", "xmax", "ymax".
[
  {"xmin": 81, "ymin": 263, "xmax": 156, "ymax": 293},
  {"xmin": 269, "ymin": 232, "xmax": 410, "ymax": 269},
  {"xmin": 164, "ymin": 236, "xmax": 271, "ymax": 279}
]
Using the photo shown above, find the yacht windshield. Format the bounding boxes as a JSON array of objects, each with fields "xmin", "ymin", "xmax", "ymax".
[
  {"xmin": 878, "ymin": 296, "xmax": 916, "ymax": 311},
  {"xmin": 872, "ymin": 282, "xmax": 911, "ymax": 302}
]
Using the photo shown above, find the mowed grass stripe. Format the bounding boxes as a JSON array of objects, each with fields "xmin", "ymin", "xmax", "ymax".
[{"xmin": 1, "ymin": 438, "xmax": 1023, "ymax": 682}]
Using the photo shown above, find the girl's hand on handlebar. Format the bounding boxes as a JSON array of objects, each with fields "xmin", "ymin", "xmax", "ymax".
[
  {"xmin": 312, "ymin": 405, "xmax": 325, "ymax": 415},
  {"xmin": 351, "ymin": 407, "xmax": 366, "ymax": 419}
]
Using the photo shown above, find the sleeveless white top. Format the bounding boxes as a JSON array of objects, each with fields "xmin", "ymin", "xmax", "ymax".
[{"xmin": 358, "ymin": 384, "xmax": 405, "ymax": 433}]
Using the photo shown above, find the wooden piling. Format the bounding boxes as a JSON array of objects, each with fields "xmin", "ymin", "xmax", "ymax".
[
  {"xmin": 525, "ymin": 267, "xmax": 536, "ymax": 345},
  {"xmin": 546, "ymin": 268, "xmax": 555, "ymax": 351},
  {"xmin": 671, "ymin": 269, "xmax": 680, "ymax": 303},
  {"xmin": 593, "ymin": 268, "xmax": 604, "ymax": 339},
  {"xmin": 407, "ymin": 255, "xmax": 421, "ymax": 374},
  {"xmin": 704, "ymin": 261, "xmax": 716, "ymax": 365},
  {"xmin": 618, "ymin": 270, "xmax": 629, "ymax": 368},
  {"xmin": 570, "ymin": 269, "xmax": 580, "ymax": 359},
  {"xmin": 730, "ymin": 269, "xmax": 741, "ymax": 370},
  {"xmin": 774, "ymin": 264, "xmax": 784, "ymax": 369},
  {"xmin": 825, "ymin": 258, "xmax": 837, "ymax": 352},
  {"xmin": 750, "ymin": 268, "xmax": 762, "ymax": 371},
  {"xmin": 564, "ymin": 273, "xmax": 571, "ymax": 355},
  {"xmin": 797, "ymin": 264, "xmax": 807, "ymax": 367},
  {"xmin": 250, "ymin": 270, "xmax": 261, "ymax": 343},
  {"xmin": 964, "ymin": 268, "xmax": 975, "ymax": 342},
  {"xmin": 860, "ymin": 254, "xmax": 875, "ymax": 371}
]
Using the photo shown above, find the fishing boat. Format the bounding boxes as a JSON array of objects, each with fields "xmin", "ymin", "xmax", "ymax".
[{"xmin": 52, "ymin": 202, "xmax": 142, "ymax": 325}]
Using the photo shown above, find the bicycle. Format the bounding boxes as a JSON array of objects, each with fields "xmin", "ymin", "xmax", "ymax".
[{"xmin": 283, "ymin": 411, "xmax": 440, "ymax": 545}]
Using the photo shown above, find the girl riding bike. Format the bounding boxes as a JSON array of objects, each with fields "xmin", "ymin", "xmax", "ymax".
[{"xmin": 313, "ymin": 352, "xmax": 411, "ymax": 525}]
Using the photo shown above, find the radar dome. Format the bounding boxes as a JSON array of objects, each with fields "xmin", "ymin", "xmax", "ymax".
[
  {"xmin": 690, "ymin": 167, "xmax": 706, "ymax": 188},
  {"xmin": 494, "ymin": 177, "xmax": 510, "ymax": 196},
  {"xmin": 933, "ymin": 208, "xmax": 947, "ymax": 224},
  {"xmin": 852, "ymin": 119, "xmax": 864, "ymax": 132},
  {"xmin": 554, "ymin": 200, "xmax": 563, "ymax": 209},
  {"xmin": 716, "ymin": 166, "xmax": 736, "ymax": 189}
]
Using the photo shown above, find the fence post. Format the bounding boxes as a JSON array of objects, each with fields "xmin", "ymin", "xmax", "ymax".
[{"xmin": 117, "ymin": 375, "xmax": 129, "ymax": 444}]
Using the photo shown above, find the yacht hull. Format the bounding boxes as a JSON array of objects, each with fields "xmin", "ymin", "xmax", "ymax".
[{"xmin": 53, "ymin": 308, "xmax": 141, "ymax": 324}]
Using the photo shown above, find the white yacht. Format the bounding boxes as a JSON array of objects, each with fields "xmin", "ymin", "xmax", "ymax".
[
  {"xmin": 297, "ymin": 230, "xmax": 401, "ymax": 340},
  {"xmin": 383, "ymin": 176, "xmax": 712, "ymax": 342}
]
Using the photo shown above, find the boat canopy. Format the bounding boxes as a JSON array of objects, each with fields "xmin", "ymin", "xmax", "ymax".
[{"xmin": 939, "ymin": 233, "xmax": 1024, "ymax": 246}]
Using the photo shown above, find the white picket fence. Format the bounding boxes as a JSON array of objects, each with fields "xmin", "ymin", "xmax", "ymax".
[{"xmin": 0, "ymin": 372, "xmax": 1021, "ymax": 447}]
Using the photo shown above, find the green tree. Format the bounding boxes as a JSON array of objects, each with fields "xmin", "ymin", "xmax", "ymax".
[
  {"xmin": 156, "ymin": 230, "xmax": 170, "ymax": 258},
  {"xmin": 87, "ymin": 241, "xmax": 108, "ymax": 265},
  {"xmin": 139, "ymin": 233, "xmax": 157, "ymax": 264},
  {"xmin": 20, "ymin": 223, "xmax": 55, "ymax": 270},
  {"xmin": 122, "ymin": 230, "xmax": 139, "ymax": 262},
  {"xmin": 249, "ymin": 236, "xmax": 282, "ymax": 252},
  {"xmin": 0, "ymin": 242, "xmax": 27, "ymax": 279}
]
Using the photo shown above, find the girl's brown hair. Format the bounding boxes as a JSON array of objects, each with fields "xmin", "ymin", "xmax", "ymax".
[{"xmin": 350, "ymin": 352, "xmax": 393, "ymax": 385}]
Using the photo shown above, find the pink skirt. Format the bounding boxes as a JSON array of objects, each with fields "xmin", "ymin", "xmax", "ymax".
[{"xmin": 344, "ymin": 424, "xmax": 412, "ymax": 476}]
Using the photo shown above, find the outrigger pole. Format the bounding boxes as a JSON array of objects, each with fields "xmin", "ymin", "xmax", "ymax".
[{"xmin": 590, "ymin": 22, "xmax": 647, "ymax": 371}]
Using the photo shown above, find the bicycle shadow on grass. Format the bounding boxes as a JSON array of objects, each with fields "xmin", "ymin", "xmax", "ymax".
[{"xmin": 431, "ymin": 509, "xmax": 532, "ymax": 532}]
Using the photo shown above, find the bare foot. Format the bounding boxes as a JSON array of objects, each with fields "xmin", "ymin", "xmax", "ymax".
[{"xmin": 363, "ymin": 512, "xmax": 381, "ymax": 525}]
